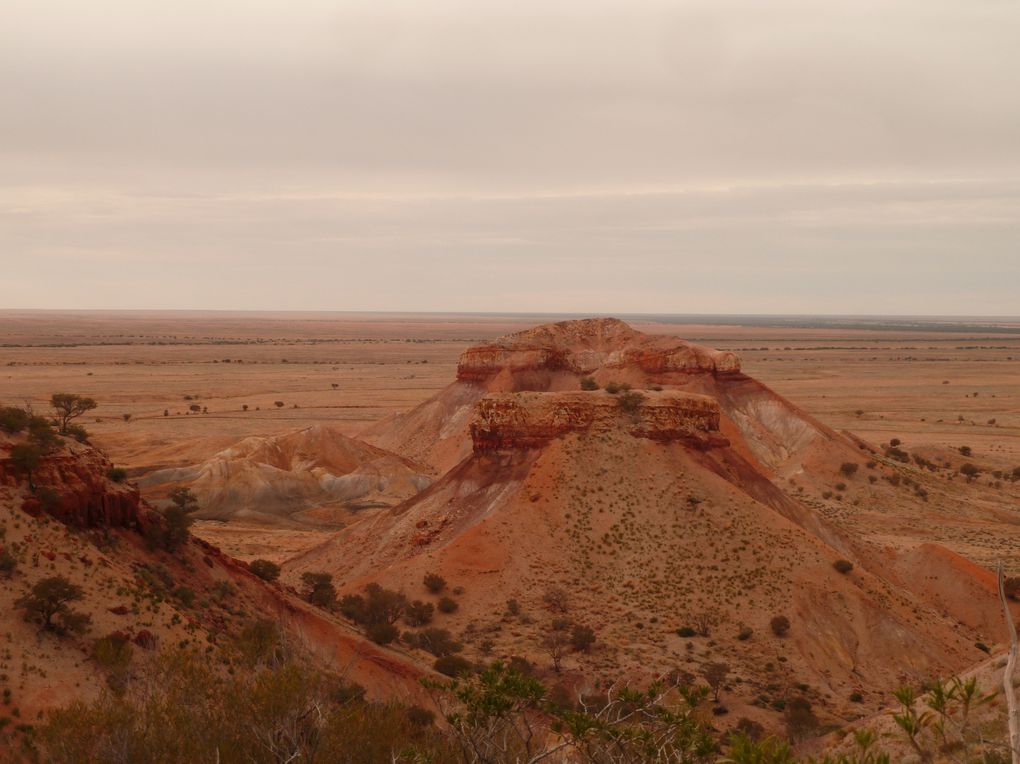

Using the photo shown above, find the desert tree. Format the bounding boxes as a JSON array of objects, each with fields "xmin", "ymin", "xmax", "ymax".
[
  {"xmin": 50, "ymin": 393, "xmax": 97, "ymax": 434},
  {"xmin": 16, "ymin": 575, "xmax": 92, "ymax": 636},
  {"xmin": 9, "ymin": 443, "xmax": 44, "ymax": 490},
  {"xmin": 700, "ymin": 662, "xmax": 729, "ymax": 703}
]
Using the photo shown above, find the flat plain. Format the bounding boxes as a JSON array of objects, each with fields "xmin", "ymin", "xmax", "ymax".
[{"xmin": 3, "ymin": 310, "xmax": 1018, "ymax": 468}]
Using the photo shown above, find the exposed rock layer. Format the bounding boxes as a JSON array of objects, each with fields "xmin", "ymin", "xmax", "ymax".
[{"xmin": 470, "ymin": 391, "xmax": 727, "ymax": 451}]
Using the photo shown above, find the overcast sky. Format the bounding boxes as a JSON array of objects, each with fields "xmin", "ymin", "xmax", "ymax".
[{"xmin": 2, "ymin": 0, "xmax": 1018, "ymax": 314}]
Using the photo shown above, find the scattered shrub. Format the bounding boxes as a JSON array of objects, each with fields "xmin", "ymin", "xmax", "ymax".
[
  {"xmin": 770, "ymin": 615, "xmax": 790, "ymax": 637},
  {"xmin": 423, "ymin": 573, "xmax": 447, "ymax": 594},
  {"xmin": 833, "ymin": 559, "xmax": 854, "ymax": 574},
  {"xmin": 579, "ymin": 377, "xmax": 599, "ymax": 391},
  {"xmin": 437, "ymin": 596, "xmax": 458, "ymax": 614},
  {"xmin": 249, "ymin": 559, "xmax": 281, "ymax": 583}
]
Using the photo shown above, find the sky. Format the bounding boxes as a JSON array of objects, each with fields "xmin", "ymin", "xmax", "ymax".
[{"xmin": 2, "ymin": 0, "xmax": 1018, "ymax": 314}]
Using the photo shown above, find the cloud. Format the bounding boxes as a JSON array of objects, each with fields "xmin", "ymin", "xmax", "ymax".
[{"xmin": 1, "ymin": 0, "xmax": 1018, "ymax": 312}]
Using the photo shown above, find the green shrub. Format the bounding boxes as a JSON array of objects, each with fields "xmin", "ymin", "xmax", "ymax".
[
  {"xmin": 423, "ymin": 573, "xmax": 446, "ymax": 593},
  {"xmin": 433, "ymin": 654, "xmax": 472, "ymax": 677},
  {"xmin": 770, "ymin": 615, "xmax": 790, "ymax": 637},
  {"xmin": 107, "ymin": 467, "xmax": 128, "ymax": 483},
  {"xmin": 437, "ymin": 596, "xmax": 458, "ymax": 614},
  {"xmin": 366, "ymin": 622, "xmax": 399, "ymax": 645},
  {"xmin": 249, "ymin": 559, "xmax": 281, "ymax": 583},
  {"xmin": 833, "ymin": 559, "xmax": 854, "ymax": 574}
]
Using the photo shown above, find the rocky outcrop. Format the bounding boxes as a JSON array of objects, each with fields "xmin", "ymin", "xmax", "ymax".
[
  {"xmin": 0, "ymin": 440, "xmax": 144, "ymax": 529},
  {"xmin": 138, "ymin": 425, "xmax": 431, "ymax": 524},
  {"xmin": 470, "ymin": 391, "xmax": 728, "ymax": 451},
  {"xmin": 456, "ymin": 318, "xmax": 740, "ymax": 382}
]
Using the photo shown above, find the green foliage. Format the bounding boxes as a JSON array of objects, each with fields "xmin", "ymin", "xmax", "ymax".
[
  {"xmin": 107, "ymin": 467, "xmax": 128, "ymax": 483},
  {"xmin": 16, "ymin": 575, "xmax": 91, "ymax": 636},
  {"xmin": 36, "ymin": 648, "xmax": 452, "ymax": 763},
  {"xmin": 0, "ymin": 405, "xmax": 30, "ymax": 433},
  {"xmin": 248, "ymin": 559, "xmax": 280, "ymax": 583},
  {"xmin": 64, "ymin": 423, "xmax": 89, "ymax": 443},
  {"xmin": 403, "ymin": 628, "xmax": 462, "ymax": 657}
]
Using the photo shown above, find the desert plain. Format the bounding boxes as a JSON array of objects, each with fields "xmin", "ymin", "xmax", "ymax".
[{"xmin": 2, "ymin": 310, "xmax": 1019, "ymax": 565}]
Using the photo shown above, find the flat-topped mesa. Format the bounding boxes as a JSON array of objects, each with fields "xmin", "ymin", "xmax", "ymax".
[
  {"xmin": 456, "ymin": 317, "xmax": 740, "ymax": 382},
  {"xmin": 470, "ymin": 391, "xmax": 728, "ymax": 452}
]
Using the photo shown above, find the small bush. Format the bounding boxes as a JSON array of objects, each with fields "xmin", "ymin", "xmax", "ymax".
[
  {"xmin": 833, "ymin": 559, "xmax": 854, "ymax": 574},
  {"xmin": 404, "ymin": 600, "xmax": 434, "ymax": 627},
  {"xmin": 579, "ymin": 377, "xmax": 599, "ymax": 391},
  {"xmin": 107, "ymin": 467, "xmax": 128, "ymax": 483},
  {"xmin": 604, "ymin": 381, "xmax": 630, "ymax": 395},
  {"xmin": 849, "ymin": 691, "xmax": 863, "ymax": 703},
  {"xmin": 423, "ymin": 573, "xmax": 446, "ymax": 594},
  {"xmin": 366, "ymin": 622, "xmax": 399, "ymax": 645},
  {"xmin": 436, "ymin": 596, "xmax": 458, "ymax": 614},
  {"xmin": 570, "ymin": 624, "xmax": 596, "ymax": 652},
  {"xmin": 249, "ymin": 559, "xmax": 280, "ymax": 583},
  {"xmin": 433, "ymin": 655, "xmax": 472, "ymax": 677},
  {"xmin": 676, "ymin": 627, "xmax": 697, "ymax": 638},
  {"xmin": 770, "ymin": 615, "xmax": 791, "ymax": 637},
  {"xmin": 839, "ymin": 462, "xmax": 858, "ymax": 478},
  {"xmin": 737, "ymin": 627, "xmax": 753, "ymax": 641}
]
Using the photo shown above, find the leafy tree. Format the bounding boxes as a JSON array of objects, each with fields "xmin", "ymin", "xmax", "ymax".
[
  {"xmin": 168, "ymin": 486, "xmax": 198, "ymax": 512},
  {"xmin": 404, "ymin": 600, "xmax": 435, "ymax": 627},
  {"xmin": 701, "ymin": 662, "xmax": 729, "ymax": 703},
  {"xmin": 0, "ymin": 405, "xmax": 30, "ymax": 433},
  {"xmin": 16, "ymin": 575, "xmax": 92, "ymax": 635},
  {"xmin": 301, "ymin": 572, "xmax": 337, "ymax": 608},
  {"xmin": 50, "ymin": 393, "xmax": 98, "ymax": 434},
  {"xmin": 10, "ymin": 442, "xmax": 43, "ymax": 490}
]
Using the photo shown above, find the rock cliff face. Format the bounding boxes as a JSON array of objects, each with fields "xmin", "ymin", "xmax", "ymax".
[
  {"xmin": 0, "ymin": 438, "xmax": 143, "ymax": 529},
  {"xmin": 470, "ymin": 391, "xmax": 727, "ymax": 451},
  {"xmin": 457, "ymin": 318, "xmax": 740, "ymax": 382}
]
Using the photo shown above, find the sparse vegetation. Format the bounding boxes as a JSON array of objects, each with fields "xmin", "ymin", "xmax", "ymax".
[{"xmin": 249, "ymin": 559, "xmax": 281, "ymax": 583}]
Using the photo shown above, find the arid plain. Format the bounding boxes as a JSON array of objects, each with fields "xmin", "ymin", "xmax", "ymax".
[{"xmin": 3, "ymin": 310, "xmax": 1019, "ymax": 565}]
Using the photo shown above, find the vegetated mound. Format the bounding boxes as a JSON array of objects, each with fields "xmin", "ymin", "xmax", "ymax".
[
  {"xmin": 302, "ymin": 318, "xmax": 1011, "ymax": 730},
  {"xmin": 0, "ymin": 432, "xmax": 432, "ymax": 729},
  {"xmin": 138, "ymin": 425, "xmax": 432, "ymax": 526}
]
